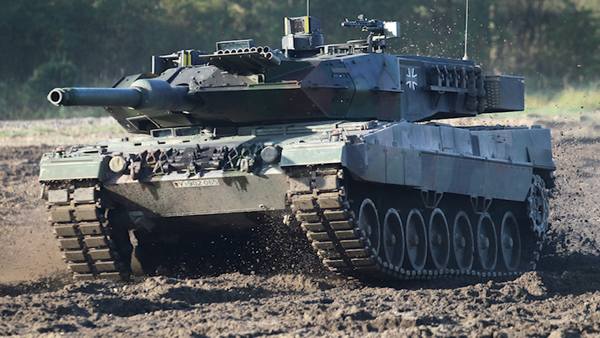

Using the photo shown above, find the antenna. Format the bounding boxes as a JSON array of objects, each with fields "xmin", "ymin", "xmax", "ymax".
[
  {"xmin": 462, "ymin": 0, "xmax": 469, "ymax": 60},
  {"xmin": 307, "ymin": 0, "xmax": 310, "ymax": 17}
]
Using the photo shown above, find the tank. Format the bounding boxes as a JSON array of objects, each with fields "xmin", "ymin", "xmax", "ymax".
[{"xmin": 40, "ymin": 15, "xmax": 555, "ymax": 282}]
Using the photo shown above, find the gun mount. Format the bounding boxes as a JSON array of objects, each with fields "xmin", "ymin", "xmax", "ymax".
[{"xmin": 47, "ymin": 16, "xmax": 524, "ymax": 134}]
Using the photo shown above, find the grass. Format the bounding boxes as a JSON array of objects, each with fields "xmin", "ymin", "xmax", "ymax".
[
  {"xmin": 445, "ymin": 83, "xmax": 600, "ymax": 137},
  {"xmin": 526, "ymin": 83, "xmax": 600, "ymax": 116},
  {"xmin": 0, "ymin": 117, "xmax": 128, "ymax": 147},
  {"xmin": 0, "ymin": 130, "xmax": 27, "ymax": 138}
]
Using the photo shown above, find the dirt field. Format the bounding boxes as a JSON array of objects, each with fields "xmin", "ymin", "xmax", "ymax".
[{"xmin": 2, "ymin": 116, "xmax": 600, "ymax": 337}]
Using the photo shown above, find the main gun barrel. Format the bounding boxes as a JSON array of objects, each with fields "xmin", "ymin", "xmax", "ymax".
[
  {"xmin": 48, "ymin": 78, "xmax": 202, "ymax": 112},
  {"xmin": 49, "ymin": 87, "xmax": 142, "ymax": 107}
]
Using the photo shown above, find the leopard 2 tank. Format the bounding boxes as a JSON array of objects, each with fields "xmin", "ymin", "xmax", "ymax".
[{"xmin": 40, "ymin": 15, "xmax": 555, "ymax": 281}]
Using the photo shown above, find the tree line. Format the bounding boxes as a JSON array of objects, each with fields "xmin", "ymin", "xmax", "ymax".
[{"xmin": 1, "ymin": 0, "xmax": 599, "ymax": 119}]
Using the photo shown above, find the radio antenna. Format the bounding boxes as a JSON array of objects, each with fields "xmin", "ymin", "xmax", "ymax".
[
  {"xmin": 307, "ymin": 0, "xmax": 310, "ymax": 17},
  {"xmin": 462, "ymin": 0, "xmax": 469, "ymax": 60}
]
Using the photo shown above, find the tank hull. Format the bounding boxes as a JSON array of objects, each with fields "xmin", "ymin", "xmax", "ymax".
[{"xmin": 40, "ymin": 120, "xmax": 553, "ymax": 280}]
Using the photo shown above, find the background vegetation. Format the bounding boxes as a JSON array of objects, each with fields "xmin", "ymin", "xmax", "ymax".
[{"xmin": 1, "ymin": 0, "xmax": 599, "ymax": 120}]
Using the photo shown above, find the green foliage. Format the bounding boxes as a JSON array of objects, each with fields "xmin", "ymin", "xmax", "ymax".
[
  {"xmin": 0, "ymin": 60, "xmax": 84, "ymax": 120},
  {"xmin": 26, "ymin": 60, "xmax": 80, "ymax": 99},
  {"xmin": 1, "ymin": 0, "xmax": 599, "ymax": 120},
  {"xmin": 473, "ymin": 0, "xmax": 600, "ymax": 90}
]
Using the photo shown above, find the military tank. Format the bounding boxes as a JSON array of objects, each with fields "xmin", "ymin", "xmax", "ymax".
[{"xmin": 40, "ymin": 15, "xmax": 555, "ymax": 282}]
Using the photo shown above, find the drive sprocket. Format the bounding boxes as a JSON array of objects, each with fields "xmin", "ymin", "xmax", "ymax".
[{"xmin": 526, "ymin": 174, "xmax": 549, "ymax": 238}]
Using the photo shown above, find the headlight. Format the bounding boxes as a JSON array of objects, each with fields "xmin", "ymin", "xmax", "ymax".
[
  {"xmin": 260, "ymin": 146, "xmax": 280, "ymax": 164},
  {"xmin": 108, "ymin": 155, "xmax": 127, "ymax": 174}
]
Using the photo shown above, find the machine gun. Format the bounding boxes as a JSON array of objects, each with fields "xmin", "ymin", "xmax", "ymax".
[{"xmin": 342, "ymin": 15, "xmax": 400, "ymax": 52}]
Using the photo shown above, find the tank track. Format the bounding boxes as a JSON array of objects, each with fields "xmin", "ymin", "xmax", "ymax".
[
  {"xmin": 44, "ymin": 167, "xmax": 545, "ymax": 282},
  {"xmin": 287, "ymin": 165, "xmax": 545, "ymax": 281},
  {"xmin": 46, "ymin": 181, "xmax": 131, "ymax": 281}
]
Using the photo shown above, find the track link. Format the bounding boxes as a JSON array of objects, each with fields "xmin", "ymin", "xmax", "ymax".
[
  {"xmin": 287, "ymin": 166, "xmax": 545, "ymax": 281},
  {"xmin": 46, "ymin": 182, "xmax": 131, "ymax": 281}
]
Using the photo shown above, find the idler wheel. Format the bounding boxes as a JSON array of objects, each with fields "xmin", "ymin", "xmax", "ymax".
[
  {"xmin": 527, "ymin": 175, "xmax": 549, "ymax": 238},
  {"xmin": 428, "ymin": 208, "xmax": 450, "ymax": 270},
  {"xmin": 476, "ymin": 212, "xmax": 498, "ymax": 271},
  {"xmin": 382, "ymin": 208, "xmax": 405, "ymax": 268},
  {"xmin": 358, "ymin": 198, "xmax": 381, "ymax": 255},
  {"xmin": 452, "ymin": 211, "xmax": 474, "ymax": 271},
  {"xmin": 405, "ymin": 208, "xmax": 427, "ymax": 271},
  {"xmin": 500, "ymin": 211, "xmax": 521, "ymax": 271}
]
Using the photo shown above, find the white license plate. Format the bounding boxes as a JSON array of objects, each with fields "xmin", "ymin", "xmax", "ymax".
[{"xmin": 172, "ymin": 179, "xmax": 220, "ymax": 188}]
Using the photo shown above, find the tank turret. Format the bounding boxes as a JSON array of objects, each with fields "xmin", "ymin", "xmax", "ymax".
[{"xmin": 48, "ymin": 16, "xmax": 524, "ymax": 134}]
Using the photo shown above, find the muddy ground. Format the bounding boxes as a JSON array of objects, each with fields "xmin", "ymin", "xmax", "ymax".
[{"xmin": 2, "ymin": 117, "xmax": 600, "ymax": 337}]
